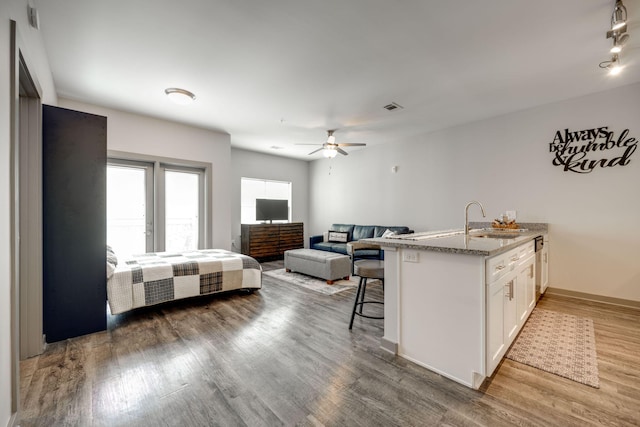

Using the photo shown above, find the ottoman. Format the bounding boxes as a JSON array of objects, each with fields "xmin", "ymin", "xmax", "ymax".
[{"xmin": 284, "ymin": 249, "xmax": 351, "ymax": 284}]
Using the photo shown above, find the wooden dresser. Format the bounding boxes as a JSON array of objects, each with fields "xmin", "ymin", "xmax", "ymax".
[{"xmin": 241, "ymin": 223, "xmax": 304, "ymax": 260}]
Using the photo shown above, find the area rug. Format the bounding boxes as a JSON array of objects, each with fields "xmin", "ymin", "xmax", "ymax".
[
  {"xmin": 263, "ymin": 268, "xmax": 379, "ymax": 296},
  {"xmin": 506, "ymin": 308, "xmax": 599, "ymax": 388}
]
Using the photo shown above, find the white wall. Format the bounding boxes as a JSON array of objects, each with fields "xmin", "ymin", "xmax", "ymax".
[
  {"xmin": 1, "ymin": 2, "xmax": 57, "ymax": 425},
  {"xmin": 59, "ymin": 99, "xmax": 233, "ymax": 250},
  {"xmin": 309, "ymin": 83, "xmax": 640, "ymax": 302},
  {"xmin": 230, "ymin": 148, "xmax": 309, "ymax": 251}
]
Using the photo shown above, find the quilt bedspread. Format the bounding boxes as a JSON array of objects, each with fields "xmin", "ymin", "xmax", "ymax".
[{"xmin": 107, "ymin": 249, "xmax": 262, "ymax": 314}]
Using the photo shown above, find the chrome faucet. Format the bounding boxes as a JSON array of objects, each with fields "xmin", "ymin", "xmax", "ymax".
[{"xmin": 464, "ymin": 200, "xmax": 486, "ymax": 235}]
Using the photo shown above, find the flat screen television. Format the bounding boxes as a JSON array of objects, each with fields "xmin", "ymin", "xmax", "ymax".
[{"xmin": 255, "ymin": 199, "xmax": 289, "ymax": 223}]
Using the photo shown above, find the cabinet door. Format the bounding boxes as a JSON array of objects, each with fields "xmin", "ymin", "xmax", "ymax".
[
  {"xmin": 516, "ymin": 257, "xmax": 536, "ymax": 326},
  {"xmin": 487, "ymin": 278, "xmax": 506, "ymax": 375},
  {"xmin": 525, "ymin": 261, "xmax": 536, "ymax": 312},
  {"xmin": 540, "ymin": 247, "xmax": 549, "ymax": 293},
  {"xmin": 504, "ymin": 276, "xmax": 518, "ymax": 344}
]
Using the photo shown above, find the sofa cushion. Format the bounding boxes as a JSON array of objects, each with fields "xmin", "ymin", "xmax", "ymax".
[
  {"xmin": 330, "ymin": 224, "xmax": 355, "ymax": 240},
  {"xmin": 312, "ymin": 241, "xmax": 338, "ymax": 252},
  {"xmin": 311, "ymin": 241, "xmax": 348, "ymax": 254},
  {"xmin": 352, "ymin": 225, "xmax": 375, "ymax": 241},
  {"xmin": 329, "ymin": 243, "xmax": 348, "ymax": 255},
  {"xmin": 374, "ymin": 225, "xmax": 411, "ymax": 237}
]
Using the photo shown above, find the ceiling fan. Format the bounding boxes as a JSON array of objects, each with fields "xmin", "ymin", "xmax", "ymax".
[{"xmin": 297, "ymin": 130, "xmax": 366, "ymax": 158}]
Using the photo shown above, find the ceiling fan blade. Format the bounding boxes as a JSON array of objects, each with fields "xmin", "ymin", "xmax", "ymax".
[
  {"xmin": 336, "ymin": 143, "xmax": 366, "ymax": 147},
  {"xmin": 308, "ymin": 147, "xmax": 324, "ymax": 155},
  {"xmin": 336, "ymin": 147, "xmax": 349, "ymax": 156}
]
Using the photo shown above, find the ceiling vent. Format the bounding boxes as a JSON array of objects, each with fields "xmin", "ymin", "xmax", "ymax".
[{"xmin": 383, "ymin": 102, "xmax": 404, "ymax": 111}]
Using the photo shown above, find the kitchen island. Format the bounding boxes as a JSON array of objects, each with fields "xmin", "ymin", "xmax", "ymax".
[{"xmin": 364, "ymin": 222, "xmax": 548, "ymax": 389}]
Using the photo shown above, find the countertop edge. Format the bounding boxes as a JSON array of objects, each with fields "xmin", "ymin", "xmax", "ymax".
[{"xmin": 365, "ymin": 228, "xmax": 546, "ymax": 257}]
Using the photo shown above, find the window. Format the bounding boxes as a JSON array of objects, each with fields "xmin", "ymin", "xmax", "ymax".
[
  {"xmin": 107, "ymin": 156, "xmax": 208, "ymax": 258},
  {"xmin": 241, "ymin": 178, "xmax": 291, "ymax": 224},
  {"xmin": 106, "ymin": 161, "xmax": 152, "ymax": 258},
  {"xmin": 162, "ymin": 167, "xmax": 204, "ymax": 252}
]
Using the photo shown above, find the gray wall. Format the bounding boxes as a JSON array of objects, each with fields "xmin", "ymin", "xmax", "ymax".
[
  {"xmin": 309, "ymin": 83, "xmax": 640, "ymax": 302},
  {"xmin": 230, "ymin": 148, "xmax": 309, "ymax": 252}
]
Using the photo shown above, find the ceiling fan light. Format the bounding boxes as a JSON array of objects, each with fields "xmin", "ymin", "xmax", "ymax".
[
  {"xmin": 165, "ymin": 88, "xmax": 196, "ymax": 105},
  {"xmin": 610, "ymin": 44, "xmax": 622, "ymax": 53},
  {"xmin": 323, "ymin": 148, "xmax": 338, "ymax": 158}
]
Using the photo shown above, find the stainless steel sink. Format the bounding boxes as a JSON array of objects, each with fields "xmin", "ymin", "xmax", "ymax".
[
  {"xmin": 469, "ymin": 231, "xmax": 522, "ymax": 239},
  {"xmin": 469, "ymin": 229, "xmax": 524, "ymax": 239}
]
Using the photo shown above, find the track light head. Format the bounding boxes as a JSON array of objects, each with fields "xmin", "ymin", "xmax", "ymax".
[
  {"xmin": 611, "ymin": 0, "xmax": 628, "ymax": 31},
  {"xmin": 600, "ymin": 55, "xmax": 623, "ymax": 75},
  {"xmin": 610, "ymin": 34, "xmax": 629, "ymax": 53}
]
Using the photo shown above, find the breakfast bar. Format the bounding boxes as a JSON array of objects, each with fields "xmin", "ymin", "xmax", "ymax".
[{"xmin": 364, "ymin": 222, "xmax": 548, "ymax": 389}]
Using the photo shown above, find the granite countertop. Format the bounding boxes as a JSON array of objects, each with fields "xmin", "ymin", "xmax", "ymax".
[{"xmin": 364, "ymin": 222, "xmax": 548, "ymax": 257}]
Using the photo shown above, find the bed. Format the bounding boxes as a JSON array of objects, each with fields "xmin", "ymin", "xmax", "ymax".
[{"xmin": 106, "ymin": 248, "xmax": 262, "ymax": 315}]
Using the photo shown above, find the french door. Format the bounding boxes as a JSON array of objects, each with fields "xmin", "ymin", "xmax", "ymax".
[{"xmin": 107, "ymin": 159, "xmax": 205, "ymax": 258}]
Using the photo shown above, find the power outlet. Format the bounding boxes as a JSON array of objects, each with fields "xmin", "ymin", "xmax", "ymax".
[{"xmin": 403, "ymin": 250, "xmax": 419, "ymax": 263}]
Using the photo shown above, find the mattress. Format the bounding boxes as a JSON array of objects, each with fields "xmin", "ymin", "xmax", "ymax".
[{"xmin": 107, "ymin": 249, "xmax": 261, "ymax": 314}]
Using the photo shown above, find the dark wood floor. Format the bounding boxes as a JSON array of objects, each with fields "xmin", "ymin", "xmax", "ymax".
[{"xmin": 20, "ymin": 261, "xmax": 640, "ymax": 426}]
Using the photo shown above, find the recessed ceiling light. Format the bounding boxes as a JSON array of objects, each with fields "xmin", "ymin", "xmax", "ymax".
[{"xmin": 165, "ymin": 88, "xmax": 196, "ymax": 105}]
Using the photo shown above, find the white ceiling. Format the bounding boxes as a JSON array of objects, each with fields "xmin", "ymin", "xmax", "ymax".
[{"xmin": 35, "ymin": 0, "xmax": 640, "ymax": 160}]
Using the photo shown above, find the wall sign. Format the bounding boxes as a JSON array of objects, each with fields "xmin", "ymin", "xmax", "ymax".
[{"xmin": 549, "ymin": 126, "xmax": 637, "ymax": 173}]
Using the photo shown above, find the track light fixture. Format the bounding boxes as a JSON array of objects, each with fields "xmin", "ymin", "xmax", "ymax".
[
  {"xmin": 610, "ymin": 33, "xmax": 629, "ymax": 53},
  {"xmin": 600, "ymin": 55, "xmax": 623, "ymax": 75},
  {"xmin": 611, "ymin": 0, "xmax": 628, "ymax": 31},
  {"xmin": 601, "ymin": 0, "xmax": 630, "ymax": 75}
]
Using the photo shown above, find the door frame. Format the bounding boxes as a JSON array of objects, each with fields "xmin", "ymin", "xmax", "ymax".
[{"xmin": 10, "ymin": 19, "xmax": 43, "ymax": 426}]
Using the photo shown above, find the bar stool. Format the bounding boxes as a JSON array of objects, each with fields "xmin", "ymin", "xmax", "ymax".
[{"xmin": 349, "ymin": 259, "xmax": 384, "ymax": 329}]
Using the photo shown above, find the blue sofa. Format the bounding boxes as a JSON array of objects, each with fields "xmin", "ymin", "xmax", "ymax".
[{"xmin": 310, "ymin": 224, "xmax": 413, "ymax": 260}]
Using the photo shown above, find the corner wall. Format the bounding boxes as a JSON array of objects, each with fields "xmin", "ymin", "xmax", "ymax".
[
  {"xmin": 1, "ymin": 1, "xmax": 57, "ymax": 425},
  {"xmin": 59, "ymin": 99, "xmax": 233, "ymax": 249},
  {"xmin": 230, "ymin": 149, "xmax": 309, "ymax": 251},
  {"xmin": 309, "ymin": 83, "xmax": 640, "ymax": 302}
]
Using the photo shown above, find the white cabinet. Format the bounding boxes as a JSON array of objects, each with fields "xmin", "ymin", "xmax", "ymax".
[
  {"xmin": 516, "ymin": 255, "xmax": 535, "ymax": 326},
  {"xmin": 486, "ymin": 241, "xmax": 535, "ymax": 376},
  {"xmin": 487, "ymin": 269, "xmax": 518, "ymax": 375},
  {"xmin": 540, "ymin": 245, "xmax": 549, "ymax": 294}
]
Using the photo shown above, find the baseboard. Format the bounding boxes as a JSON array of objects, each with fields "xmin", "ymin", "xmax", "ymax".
[
  {"xmin": 546, "ymin": 287, "xmax": 640, "ymax": 309},
  {"xmin": 8, "ymin": 411, "xmax": 19, "ymax": 427},
  {"xmin": 380, "ymin": 337, "xmax": 397, "ymax": 354}
]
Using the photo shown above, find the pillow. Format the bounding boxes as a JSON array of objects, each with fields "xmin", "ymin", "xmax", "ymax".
[
  {"xmin": 106, "ymin": 261, "xmax": 116, "ymax": 279},
  {"xmin": 328, "ymin": 231, "xmax": 349, "ymax": 243},
  {"xmin": 106, "ymin": 245, "xmax": 118, "ymax": 266},
  {"xmin": 381, "ymin": 228, "xmax": 397, "ymax": 238}
]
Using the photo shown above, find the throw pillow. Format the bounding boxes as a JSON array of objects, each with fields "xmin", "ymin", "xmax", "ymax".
[
  {"xmin": 381, "ymin": 229, "xmax": 396, "ymax": 238},
  {"xmin": 328, "ymin": 231, "xmax": 349, "ymax": 243},
  {"xmin": 106, "ymin": 246, "xmax": 118, "ymax": 266},
  {"xmin": 107, "ymin": 261, "xmax": 116, "ymax": 279}
]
